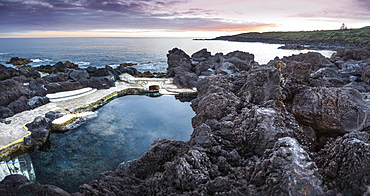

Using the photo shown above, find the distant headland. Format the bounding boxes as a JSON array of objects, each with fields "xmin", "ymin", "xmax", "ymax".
[{"xmin": 196, "ymin": 27, "xmax": 370, "ymax": 50}]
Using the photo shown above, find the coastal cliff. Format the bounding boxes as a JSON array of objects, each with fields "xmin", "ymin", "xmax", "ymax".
[{"xmin": 2, "ymin": 45, "xmax": 370, "ymax": 195}]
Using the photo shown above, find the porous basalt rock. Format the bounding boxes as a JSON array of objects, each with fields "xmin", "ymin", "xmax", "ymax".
[
  {"xmin": 315, "ymin": 131, "xmax": 370, "ymax": 195},
  {"xmin": 292, "ymin": 87, "xmax": 370, "ymax": 134},
  {"xmin": 6, "ymin": 57, "xmax": 33, "ymax": 65},
  {"xmin": 238, "ymin": 65, "xmax": 284, "ymax": 104},
  {"xmin": 166, "ymin": 48, "xmax": 197, "ymax": 88},
  {"xmin": 279, "ymin": 52, "xmax": 335, "ymax": 86},
  {"xmin": 68, "ymin": 70, "xmax": 90, "ymax": 82},
  {"xmin": 166, "ymin": 48, "xmax": 255, "ymax": 88},
  {"xmin": 250, "ymin": 137, "xmax": 324, "ymax": 195},
  {"xmin": 0, "ymin": 174, "xmax": 70, "ymax": 196},
  {"xmin": 0, "ymin": 60, "xmax": 125, "ymax": 118},
  {"xmin": 334, "ymin": 48, "xmax": 370, "ymax": 61}
]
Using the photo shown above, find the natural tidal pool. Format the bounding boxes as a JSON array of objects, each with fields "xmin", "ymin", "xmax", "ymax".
[{"xmin": 30, "ymin": 95, "xmax": 195, "ymax": 193}]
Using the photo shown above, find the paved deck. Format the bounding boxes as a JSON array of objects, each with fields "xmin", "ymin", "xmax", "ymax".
[{"xmin": 0, "ymin": 74, "xmax": 196, "ymax": 159}]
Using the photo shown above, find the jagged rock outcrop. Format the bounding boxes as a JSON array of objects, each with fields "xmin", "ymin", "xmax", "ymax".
[
  {"xmin": 6, "ymin": 57, "xmax": 33, "ymax": 65},
  {"xmin": 315, "ymin": 131, "xmax": 370, "ymax": 195},
  {"xmin": 166, "ymin": 48, "xmax": 255, "ymax": 88},
  {"xmin": 0, "ymin": 60, "xmax": 125, "ymax": 119},
  {"xmin": 0, "ymin": 174, "xmax": 70, "ymax": 196},
  {"xmin": 292, "ymin": 87, "xmax": 370, "ymax": 134},
  {"xmin": 250, "ymin": 137, "xmax": 324, "ymax": 195},
  {"xmin": 278, "ymin": 52, "xmax": 336, "ymax": 86},
  {"xmin": 68, "ymin": 70, "xmax": 89, "ymax": 82},
  {"xmin": 238, "ymin": 66, "xmax": 285, "ymax": 104},
  {"xmin": 334, "ymin": 48, "xmax": 370, "ymax": 61},
  {"xmin": 166, "ymin": 48, "xmax": 198, "ymax": 88}
]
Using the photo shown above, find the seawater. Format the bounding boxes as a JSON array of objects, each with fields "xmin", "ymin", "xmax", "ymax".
[
  {"xmin": 30, "ymin": 95, "xmax": 195, "ymax": 193},
  {"xmin": 0, "ymin": 37, "xmax": 335, "ymax": 72}
]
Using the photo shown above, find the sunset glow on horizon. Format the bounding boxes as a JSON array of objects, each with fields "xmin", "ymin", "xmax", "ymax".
[{"xmin": 0, "ymin": 0, "xmax": 369, "ymax": 38}]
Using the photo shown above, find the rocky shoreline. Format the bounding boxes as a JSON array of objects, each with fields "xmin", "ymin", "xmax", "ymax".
[
  {"xmin": 0, "ymin": 59, "xmax": 163, "ymax": 120},
  {"xmin": 2, "ymin": 45, "xmax": 370, "ymax": 195},
  {"xmin": 202, "ymin": 31, "xmax": 370, "ymax": 50}
]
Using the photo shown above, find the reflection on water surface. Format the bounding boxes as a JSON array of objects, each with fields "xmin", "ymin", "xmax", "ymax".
[{"xmin": 31, "ymin": 95, "xmax": 195, "ymax": 193}]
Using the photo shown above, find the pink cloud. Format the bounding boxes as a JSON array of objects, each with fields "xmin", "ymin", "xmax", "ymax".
[{"xmin": 180, "ymin": 23, "xmax": 277, "ymax": 32}]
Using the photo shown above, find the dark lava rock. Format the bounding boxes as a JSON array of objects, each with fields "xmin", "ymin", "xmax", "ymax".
[
  {"xmin": 28, "ymin": 78, "xmax": 48, "ymax": 97},
  {"xmin": 28, "ymin": 96, "xmax": 49, "ymax": 109},
  {"xmin": 0, "ymin": 174, "xmax": 70, "ymax": 196},
  {"xmin": 0, "ymin": 106, "xmax": 14, "ymax": 119},
  {"xmin": 334, "ymin": 48, "xmax": 370, "ymax": 61},
  {"xmin": 315, "ymin": 131, "xmax": 370, "ymax": 195},
  {"xmin": 250, "ymin": 137, "xmax": 324, "ymax": 195},
  {"xmin": 21, "ymin": 68, "xmax": 41, "ymax": 79},
  {"xmin": 8, "ymin": 96, "xmax": 31, "ymax": 114},
  {"xmin": 219, "ymin": 50, "xmax": 254, "ymax": 73},
  {"xmin": 191, "ymin": 48, "xmax": 211, "ymax": 61},
  {"xmin": 51, "ymin": 62, "xmax": 68, "ymax": 73},
  {"xmin": 19, "ymin": 182, "xmax": 71, "ymax": 196},
  {"xmin": 238, "ymin": 66, "xmax": 284, "ymax": 104},
  {"xmin": 119, "ymin": 62, "xmax": 137, "ymax": 67},
  {"xmin": 42, "ymin": 73, "xmax": 69, "ymax": 83},
  {"xmin": 166, "ymin": 48, "xmax": 192, "ymax": 78},
  {"xmin": 85, "ymin": 66, "xmax": 97, "ymax": 73},
  {"xmin": 25, "ymin": 115, "xmax": 51, "ymax": 130},
  {"xmin": 361, "ymin": 63, "xmax": 370, "ymax": 85},
  {"xmin": 280, "ymin": 52, "xmax": 335, "ymax": 86},
  {"xmin": 166, "ymin": 48, "xmax": 255, "ymax": 88},
  {"xmin": 90, "ymin": 68, "xmax": 119, "ymax": 81},
  {"xmin": 292, "ymin": 87, "xmax": 370, "ymax": 134},
  {"xmin": 6, "ymin": 57, "xmax": 33, "ymax": 65},
  {"xmin": 44, "ymin": 82, "xmax": 83, "ymax": 94},
  {"xmin": 0, "ymin": 174, "xmax": 29, "ymax": 195},
  {"xmin": 65, "ymin": 61, "xmax": 79, "ymax": 68},
  {"xmin": 116, "ymin": 66, "xmax": 138, "ymax": 76},
  {"xmin": 0, "ymin": 64, "xmax": 21, "ymax": 80},
  {"xmin": 166, "ymin": 48, "xmax": 197, "ymax": 88},
  {"xmin": 137, "ymin": 71, "xmax": 155, "ymax": 78},
  {"xmin": 79, "ymin": 77, "xmax": 115, "ymax": 89},
  {"xmin": 0, "ymin": 61, "xmax": 122, "ymax": 119},
  {"xmin": 68, "ymin": 69, "xmax": 90, "ymax": 82},
  {"xmin": 0, "ymin": 74, "xmax": 52, "ymax": 117},
  {"xmin": 0, "ymin": 76, "xmax": 33, "ymax": 107}
]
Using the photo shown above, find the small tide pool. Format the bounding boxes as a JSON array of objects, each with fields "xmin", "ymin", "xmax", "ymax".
[{"xmin": 30, "ymin": 94, "xmax": 195, "ymax": 193}]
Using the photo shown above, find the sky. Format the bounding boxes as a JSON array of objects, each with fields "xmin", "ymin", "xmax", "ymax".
[{"xmin": 0, "ymin": 0, "xmax": 369, "ymax": 38}]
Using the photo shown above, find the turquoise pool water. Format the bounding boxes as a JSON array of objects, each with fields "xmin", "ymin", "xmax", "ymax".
[{"xmin": 30, "ymin": 95, "xmax": 195, "ymax": 193}]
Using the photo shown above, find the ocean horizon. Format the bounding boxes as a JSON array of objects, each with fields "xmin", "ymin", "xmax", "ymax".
[{"xmin": 0, "ymin": 37, "xmax": 335, "ymax": 73}]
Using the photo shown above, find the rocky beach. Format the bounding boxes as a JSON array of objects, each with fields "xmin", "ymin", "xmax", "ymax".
[{"xmin": 1, "ymin": 40, "xmax": 370, "ymax": 195}]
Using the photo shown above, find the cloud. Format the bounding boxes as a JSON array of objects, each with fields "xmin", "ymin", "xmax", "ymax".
[
  {"xmin": 290, "ymin": 0, "xmax": 370, "ymax": 21},
  {"xmin": 1, "ymin": 0, "xmax": 260, "ymax": 35},
  {"xmin": 357, "ymin": 0, "xmax": 370, "ymax": 10},
  {"xmin": 0, "ymin": 1, "xmax": 190, "ymax": 27},
  {"xmin": 180, "ymin": 22, "xmax": 277, "ymax": 32},
  {"xmin": 293, "ymin": 9, "xmax": 369, "ymax": 20}
]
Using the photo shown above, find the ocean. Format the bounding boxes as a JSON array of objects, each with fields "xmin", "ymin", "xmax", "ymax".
[{"xmin": 0, "ymin": 37, "xmax": 335, "ymax": 73}]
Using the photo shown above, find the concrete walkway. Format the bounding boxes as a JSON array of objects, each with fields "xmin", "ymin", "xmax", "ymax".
[{"xmin": 0, "ymin": 74, "xmax": 196, "ymax": 159}]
